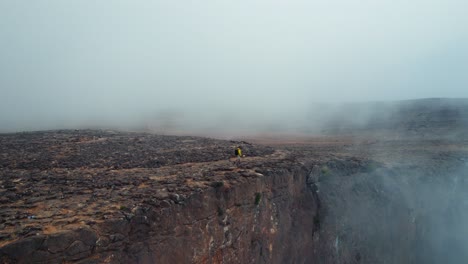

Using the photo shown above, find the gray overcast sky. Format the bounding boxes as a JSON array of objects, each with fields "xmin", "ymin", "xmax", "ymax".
[{"xmin": 1, "ymin": 0, "xmax": 468, "ymax": 131}]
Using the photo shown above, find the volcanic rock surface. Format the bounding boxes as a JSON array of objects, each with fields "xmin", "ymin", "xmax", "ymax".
[
  {"xmin": 1, "ymin": 101, "xmax": 468, "ymax": 264},
  {"xmin": 0, "ymin": 130, "xmax": 342, "ymax": 263}
]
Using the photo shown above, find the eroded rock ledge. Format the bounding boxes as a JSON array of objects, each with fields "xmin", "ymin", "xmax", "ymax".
[{"xmin": 0, "ymin": 130, "xmax": 333, "ymax": 263}]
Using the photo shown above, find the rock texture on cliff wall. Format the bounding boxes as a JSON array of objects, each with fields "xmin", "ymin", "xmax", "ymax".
[
  {"xmin": 0, "ymin": 130, "xmax": 323, "ymax": 264},
  {"xmin": 4, "ymin": 129, "xmax": 464, "ymax": 263}
]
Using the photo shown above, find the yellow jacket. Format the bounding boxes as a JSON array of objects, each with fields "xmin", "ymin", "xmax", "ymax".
[{"xmin": 236, "ymin": 148, "xmax": 242, "ymax": 157}]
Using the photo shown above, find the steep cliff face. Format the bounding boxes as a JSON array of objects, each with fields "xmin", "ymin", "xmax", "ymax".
[
  {"xmin": 3, "ymin": 130, "xmax": 467, "ymax": 263},
  {"xmin": 0, "ymin": 130, "xmax": 322, "ymax": 264},
  {"xmin": 0, "ymin": 163, "xmax": 319, "ymax": 264},
  {"xmin": 115, "ymin": 165, "xmax": 319, "ymax": 264},
  {"xmin": 303, "ymin": 140, "xmax": 468, "ymax": 264}
]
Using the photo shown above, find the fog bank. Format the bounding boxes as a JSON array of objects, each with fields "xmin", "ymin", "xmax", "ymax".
[{"xmin": 1, "ymin": 1, "xmax": 468, "ymax": 133}]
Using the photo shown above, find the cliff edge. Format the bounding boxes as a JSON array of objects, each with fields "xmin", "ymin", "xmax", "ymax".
[{"xmin": 0, "ymin": 130, "xmax": 325, "ymax": 264}]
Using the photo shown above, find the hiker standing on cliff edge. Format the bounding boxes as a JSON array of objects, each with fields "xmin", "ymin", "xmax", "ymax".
[{"xmin": 234, "ymin": 146, "xmax": 242, "ymax": 165}]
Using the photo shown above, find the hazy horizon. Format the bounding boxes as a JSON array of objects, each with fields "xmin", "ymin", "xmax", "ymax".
[{"xmin": 1, "ymin": 1, "xmax": 468, "ymax": 133}]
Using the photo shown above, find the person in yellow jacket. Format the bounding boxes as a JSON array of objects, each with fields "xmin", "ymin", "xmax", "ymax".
[{"xmin": 234, "ymin": 146, "xmax": 242, "ymax": 165}]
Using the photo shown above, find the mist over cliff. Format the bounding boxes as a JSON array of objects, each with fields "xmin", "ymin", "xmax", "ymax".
[
  {"xmin": 2, "ymin": 0, "xmax": 468, "ymax": 133},
  {"xmin": 294, "ymin": 122, "xmax": 467, "ymax": 264},
  {"xmin": 1, "ymin": 1, "xmax": 468, "ymax": 263}
]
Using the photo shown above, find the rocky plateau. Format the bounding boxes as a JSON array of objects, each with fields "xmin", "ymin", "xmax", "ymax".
[{"xmin": 1, "ymin": 99, "xmax": 468, "ymax": 264}]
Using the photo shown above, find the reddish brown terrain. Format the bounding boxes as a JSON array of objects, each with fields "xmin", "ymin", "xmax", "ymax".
[
  {"xmin": 1, "ymin": 99, "xmax": 468, "ymax": 264},
  {"xmin": 0, "ymin": 130, "xmax": 345, "ymax": 263}
]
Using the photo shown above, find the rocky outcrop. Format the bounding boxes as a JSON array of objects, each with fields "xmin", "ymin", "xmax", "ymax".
[
  {"xmin": 0, "ymin": 130, "xmax": 321, "ymax": 264},
  {"xmin": 4, "ymin": 130, "xmax": 466, "ymax": 263},
  {"xmin": 1, "ymin": 165, "xmax": 319, "ymax": 264}
]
